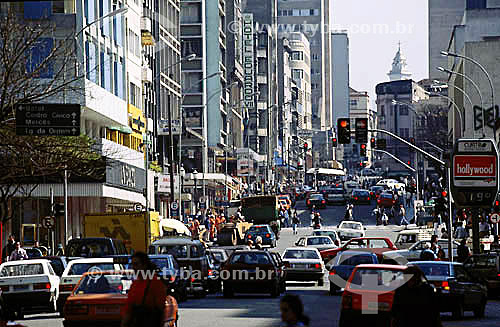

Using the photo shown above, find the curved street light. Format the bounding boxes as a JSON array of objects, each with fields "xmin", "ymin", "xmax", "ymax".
[{"xmin": 437, "ymin": 66, "xmax": 485, "ymax": 136}]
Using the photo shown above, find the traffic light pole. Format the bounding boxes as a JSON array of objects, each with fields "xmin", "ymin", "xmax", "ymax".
[
  {"xmin": 370, "ymin": 129, "xmax": 453, "ymax": 261},
  {"xmin": 372, "ymin": 149, "xmax": 415, "ymax": 172}
]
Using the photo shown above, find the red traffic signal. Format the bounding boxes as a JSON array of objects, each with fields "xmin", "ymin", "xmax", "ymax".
[
  {"xmin": 441, "ymin": 191, "xmax": 447, "ymax": 197},
  {"xmin": 407, "ymin": 161, "xmax": 411, "ymax": 165},
  {"xmin": 370, "ymin": 138, "xmax": 375, "ymax": 147},
  {"xmin": 340, "ymin": 120, "xmax": 348, "ymax": 128},
  {"xmin": 304, "ymin": 143, "xmax": 308, "ymax": 149},
  {"xmin": 495, "ymin": 200, "xmax": 499, "ymax": 207},
  {"xmin": 332, "ymin": 138, "xmax": 337, "ymax": 147},
  {"xmin": 360, "ymin": 144, "xmax": 366, "ymax": 149}
]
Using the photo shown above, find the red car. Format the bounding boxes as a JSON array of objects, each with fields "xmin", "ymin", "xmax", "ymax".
[
  {"xmin": 320, "ymin": 237, "xmax": 397, "ymax": 263},
  {"xmin": 377, "ymin": 192, "xmax": 397, "ymax": 207}
]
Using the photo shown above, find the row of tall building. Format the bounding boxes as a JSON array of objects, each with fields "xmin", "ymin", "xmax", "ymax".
[{"xmin": 3, "ymin": 0, "xmax": 361, "ymax": 245}]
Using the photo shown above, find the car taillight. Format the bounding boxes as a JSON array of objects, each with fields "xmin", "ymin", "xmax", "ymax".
[
  {"xmin": 0, "ymin": 286, "xmax": 9, "ymax": 292},
  {"xmin": 377, "ymin": 199, "xmax": 381, "ymax": 203},
  {"xmin": 366, "ymin": 197, "xmax": 370, "ymax": 200},
  {"xmin": 442, "ymin": 281, "xmax": 450, "ymax": 291},
  {"xmin": 266, "ymin": 233, "xmax": 270, "ymax": 238},
  {"xmin": 65, "ymin": 304, "xmax": 89, "ymax": 315},
  {"xmin": 342, "ymin": 293, "xmax": 353, "ymax": 309},
  {"xmin": 307, "ymin": 200, "xmax": 311, "ymax": 205},
  {"xmin": 60, "ymin": 284, "xmax": 76, "ymax": 292},
  {"xmin": 33, "ymin": 283, "xmax": 51, "ymax": 290},
  {"xmin": 309, "ymin": 263, "xmax": 321, "ymax": 269},
  {"xmin": 329, "ymin": 270, "xmax": 336, "ymax": 275},
  {"xmin": 322, "ymin": 200, "xmax": 325, "ymax": 204},
  {"xmin": 248, "ymin": 234, "xmax": 252, "ymax": 238},
  {"xmin": 169, "ymin": 276, "xmax": 176, "ymax": 283},
  {"xmin": 392, "ymin": 200, "xmax": 395, "ymax": 204},
  {"xmin": 497, "ymin": 273, "xmax": 500, "ymax": 277},
  {"xmin": 354, "ymin": 197, "xmax": 358, "ymax": 200}
]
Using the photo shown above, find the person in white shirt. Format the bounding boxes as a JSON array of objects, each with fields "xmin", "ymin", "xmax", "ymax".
[
  {"xmin": 454, "ymin": 221, "xmax": 468, "ymax": 239},
  {"xmin": 9, "ymin": 242, "xmax": 28, "ymax": 261}
]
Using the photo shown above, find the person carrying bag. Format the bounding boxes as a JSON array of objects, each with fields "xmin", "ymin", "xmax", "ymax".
[{"xmin": 121, "ymin": 252, "xmax": 166, "ymax": 327}]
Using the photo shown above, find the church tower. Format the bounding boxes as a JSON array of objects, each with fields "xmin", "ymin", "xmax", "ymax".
[{"xmin": 387, "ymin": 42, "xmax": 412, "ymax": 81}]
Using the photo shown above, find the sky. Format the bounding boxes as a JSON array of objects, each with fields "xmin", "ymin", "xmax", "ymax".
[{"xmin": 332, "ymin": 0, "xmax": 429, "ymax": 109}]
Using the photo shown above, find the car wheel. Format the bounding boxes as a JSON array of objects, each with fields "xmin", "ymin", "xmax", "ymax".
[
  {"xmin": 473, "ymin": 298, "xmax": 486, "ymax": 318},
  {"xmin": 452, "ymin": 301, "xmax": 464, "ymax": 320},
  {"xmin": 318, "ymin": 278, "xmax": 324, "ymax": 287},
  {"xmin": 270, "ymin": 280, "xmax": 280, "ymax": 298},
  {"xmin": 223, "ymin": 283, "xmax": 233, "ymax": 298}
]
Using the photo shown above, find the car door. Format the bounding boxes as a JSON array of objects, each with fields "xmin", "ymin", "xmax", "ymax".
[{"xmin": 453, "ymin": 265, "xmax": 483, "ymax": 308}]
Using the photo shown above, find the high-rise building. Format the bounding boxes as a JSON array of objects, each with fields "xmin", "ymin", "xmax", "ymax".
[
  {"xmin": 331, "ymin": 31, "xmax": 350, "ymax": 129},
  {"xmin": 277, "ymin": 0, "xmax": 332, "ymax": 131},
  {"xmin": 349, "ymin": 88, "xmax": 373, "ymax": 168},
  {"xmin": 428, "ymin": 0, "xmax": 465, "ymax": 80}
]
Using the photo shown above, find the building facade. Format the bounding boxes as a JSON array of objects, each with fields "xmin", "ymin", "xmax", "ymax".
[
  {"xmin": 331, "ymin": 31, "xmax": 350, "ymax": 126},
  {"xmin": 348, "ymin": 88, "xmax": 373, "ymax": 169}
]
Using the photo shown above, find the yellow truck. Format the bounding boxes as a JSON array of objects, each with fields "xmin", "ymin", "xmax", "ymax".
[{"xmin": 83, "ymin": 211, "xmax": 161, "ymax": 253}]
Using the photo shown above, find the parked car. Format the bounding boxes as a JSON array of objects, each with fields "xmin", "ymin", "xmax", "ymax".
[
  {"xmin": 324, "ymin": 188, "xmax": 347, "ymax": 205},
  {"xmin": 58, "ymin": 258, "xmax": 122, "ymax": 314},
  {"xmin": 282, "ymin": 247, "xmax": 325, "ymax": 286},
  {"xmin": 65, "ymin": 238, "xmax": 128, "ymax": 258},
  {"xmin": 336, "ymin": 221, "xmax": 365, "ymax": 242},
  {"xmin": 306, "ymin": 194, "xmax": 327, "ymax": 209},
  {"xmin": 0, "ymin": 259, "xmax": 60, "ymax": 319},
  {"xmin": 409, "ymin": 261, "xmax": 488, "ymax": 318},
  {"xmin": 377, "ymin": 192, "xmax": 397, "ymax": 208},
  {"xmin": 327, "ymin": 251, "xmax": 378, "ymax": 294},
  {"xmin": 350, "ymin": 189, "xmax": 371, "ymax": 205},
  {"xmin": 320, "ymin": 237, "xmax": 397, "ymax": 262},
  {"xmin": 222, "ymin": 250, "xmax": 281, "ymax": 298},
  {"xmin": 311, "ymin": 230, "xmax": 340, "ymax": 246},
  {"xmin": 463, "ymin": 252, "xmax": 500, "ymax": 296},
  {"xmin": 244, "ymin": 225, "xmax": 277, "ymax": 248},
  {"xmin": 149, "ymin": 254, "xmax": 189, "ymax": 302},
  {"xmin": 63, "ymin": 270, "xmax": 178, "ymax": 327},
  {"xmin": 294, "ymin": 236, "xmax": 338, "ymax": 252}
]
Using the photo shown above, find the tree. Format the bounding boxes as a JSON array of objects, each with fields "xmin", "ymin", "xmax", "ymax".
[{"xmin": 0, "ymin": 8, "xmax": 107, "ymax": 226}]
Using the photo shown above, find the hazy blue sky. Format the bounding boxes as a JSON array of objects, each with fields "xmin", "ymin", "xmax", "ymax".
[{"xmin": 332, "ymin": 1, "xmax": 429, "ymax": 109}]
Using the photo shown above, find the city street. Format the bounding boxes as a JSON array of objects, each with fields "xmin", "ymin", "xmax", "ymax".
[{"xmin": 21, "ymin": 201, "xmax": 500, "ymax": 327}]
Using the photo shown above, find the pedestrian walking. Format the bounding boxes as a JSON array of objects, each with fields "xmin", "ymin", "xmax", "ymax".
[
  {"xmin": 406, "ymin": 191, "xmax": 411, "ymax": 208},
  {"xmin": 292, "ymin": 215, "xmax": 300, "ymax": 235},
  {"xmin": 121, "ymin": 252, "xmax": 167, "ymax": 327},
  {"xmin": 457, "ymin": 239, "xmax": 470, "ymax": 263},
  {"xmin": 9, "ymin": 242, "xmax": 28, "ymax": 261},
  {"xmin": 2, "ymin": 235, "xmax": 16, "ymax": 262},
  {"xmin": 280, "ymin": 294, "xmax": 310, "ymax": 327},
  {"xmin": 398, "ymin": 204, "xmax": 409, "ymax": 226},
  {"xmin": 454, "ymin": 221, "xmax": 468, "ymax": 239}
]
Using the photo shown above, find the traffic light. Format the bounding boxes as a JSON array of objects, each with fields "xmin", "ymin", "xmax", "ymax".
[
  {"xmin": 304, "ymin": 142, "xmax": 308, "ymax": 151},
  {"xmin": 409, "ymin": 137, "xmax": 415, "ymax": 153},
  {"xmin": 376, "ymin": 138, "xmax": 386, "ymax": 150},
  {"xmin": 337, "ymin": 118, "xmax": 351, "ymax": 144},
  {"xmin": 332, "ymin": 138, "xmax": 337, "ymax": 147},
  {"xmin": 53, "ymin": 203, "xmax": 64, "ymax": 216},
  {"xmin": 355, "ymin": 118, "xmax": 368, "ymax": 143},
  {"xmin": 370, "ymin": 137, "xmax": 376, "ymax": 149},
  {"xmin": 360, "ymin": 144, "xmax": 367, "ymax": 157},
  {"xmin": 407, "ymin": 161, "xmax": 411, "ymax": 166},
  {"xmin": 494, "ymin": 200, "xmax": 500, "ymax": 212}
]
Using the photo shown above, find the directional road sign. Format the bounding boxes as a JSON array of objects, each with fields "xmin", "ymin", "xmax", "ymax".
[
  {"xmin": 451, "ymin": 138, "xmax": 499, "ymax": 208},
  {"xmin": 491, "ymin": 213, "xmax": 500, "ymax": 224},
  {"xmin": 15, "ymin": 103, "xmax": 81, "ymax": 136},
  {"xmin": 171, "ymin": 201, "xmax": 179, "ymax": 210},
  {"xmin": 158, "ymin": 120, "xmax": 181, "ymax": 135},
  {"xmin": 41, "ymin": 216, "xmax": 56, "ymax": 229}
]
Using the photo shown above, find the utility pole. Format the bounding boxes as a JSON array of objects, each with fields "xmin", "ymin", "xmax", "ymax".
[{"xmin": 63, "ymin": 168, "xmax": 68, "ymax": 243}]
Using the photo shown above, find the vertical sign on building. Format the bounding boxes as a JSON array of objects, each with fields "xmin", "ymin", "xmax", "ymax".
[{"xmin": 242, "ymin": 13, "xmax": 255, "ymax": 147}]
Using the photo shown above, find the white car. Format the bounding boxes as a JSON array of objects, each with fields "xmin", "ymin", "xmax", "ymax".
[
  {"xmin": 377, "ymin": 179, "xmax": 405, "ymax": 191},
  {"xmin": 282, "ymin": 247, "xmax": 326, "ymax": 286},
  {"xmin": 383, "ymin": 239, "xmax": 459, "ymax": 262},
  {"xmin": 0, "ymin": 259, "xmax": 60, "ymax": 319},
  {"xmin": 336, "ymin": 221, "xmax": 366, "ymax": 242},
  {"xmin": 57, "ymin": 258, "xmax": 122, "ymax": 313},
  {"xmin": 294, "ymin": 236, "xmax": 338, "ymax": 252}
]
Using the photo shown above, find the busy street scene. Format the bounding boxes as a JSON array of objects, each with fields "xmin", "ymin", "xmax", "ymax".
[{"xmin": 1, "ymin": 0, "xmax": 500, "ymax": 327}]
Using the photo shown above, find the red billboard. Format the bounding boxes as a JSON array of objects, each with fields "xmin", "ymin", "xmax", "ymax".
[{"xmin": 453, "ymin": 155, "xmax": 497, "ymax": 187}]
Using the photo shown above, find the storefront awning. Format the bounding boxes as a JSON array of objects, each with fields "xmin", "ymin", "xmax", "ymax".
[{"xmin": 306, "ymin": 168, "xmax": 345, "ymax": 176}]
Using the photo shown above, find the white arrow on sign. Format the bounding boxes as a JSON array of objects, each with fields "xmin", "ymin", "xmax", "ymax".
[
  {"xmin": 72, "ymin": 112, "xmax": 77, "ymax": 118},
  {"xmin": 72, "ymin": 119, "xmax": 77, "ymax": 126},
  {"xmin": 71, "ymin": 128, "xmax": 76, "ymax": 133}
]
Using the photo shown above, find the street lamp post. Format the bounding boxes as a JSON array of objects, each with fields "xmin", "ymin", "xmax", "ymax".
[
  {"xmin": 424, "ymin": 91, "xmax": 464, "ymax": 141},
  {"xmin": 193, "ymin": 169, "xmax": 198, "ymax": 215},
  {"xmin": 441, "ymin": 51, "xmax": 496, "ymax": 141}
]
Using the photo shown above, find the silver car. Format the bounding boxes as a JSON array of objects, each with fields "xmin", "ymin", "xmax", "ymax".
[{"xmin": 282, "ymin": 247, "xmax": 326, "ymax": 286}]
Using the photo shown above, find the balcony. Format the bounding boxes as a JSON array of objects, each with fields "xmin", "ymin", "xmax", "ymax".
[{"xmin": 142, "ymin": 66, "xmax": 153, "ymax": 84}]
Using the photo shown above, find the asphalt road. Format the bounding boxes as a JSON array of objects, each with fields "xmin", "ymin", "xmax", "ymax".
[{"xmin": 21, "ymin": 200, "xmax": 500, "ymax": 327}]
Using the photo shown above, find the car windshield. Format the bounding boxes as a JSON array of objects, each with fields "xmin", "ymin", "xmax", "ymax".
[
  {"xmin": 307, "ymin": 237, "xmax": 332, "ymax": 245},
  {"xmin": 74, "ymin": 274, "xmax": 129, "ymax": 295},
  {"xmin": 249, "ymin": 226, "xmax": 269, "ymax": 233},
  {"xmin": 338, "ymin": 254, "xmax": 375, "ymax": 266},
  {"xmin": 210, "ymin": 252, "xmax": 226, "ymax": 262},
  {"xmin": 412, "ymin": 263, "xmax": 451, "ymax": 277},
  {"xmin": 230, "ymin": 252, "xmax": 271, "ymax": 265},
  {"xmin": 341, "ymin": 223, "xmax": 361, "ymax": 230},
  {"xmin": 313, "ymin": 231, "xmax": 337, "ymax": 240},
  {"xmin": 68, "ymin": 263, "xmax": 115, "ymax": 275},
  {"xmin": 329, "ymin": 190, "xmax": 344, "ymax": 195},
  {"xmin": 65, "ymin": 240, "xmax": 112, "ymax": 257},
  {"xmin": 49, "ymin": 259, "xmax": 64, "ymax": 276},
  {"xmin": 0, "ymin": 263, "xmax": 43, "ymax": 276},
  {"xmin": 284, "ymin": 250, "xmax": 320, "ymax": 259},
  {"xmin": 157, "ymin": 245, "xmax": 188, "ymax": 258},
  {"xmin": 150, "ymin": 258, "xmax": 173, "ymax": 270},
  {"xmin": 349, "ymin": 269, "xmax": 407, "ymax": 290}
]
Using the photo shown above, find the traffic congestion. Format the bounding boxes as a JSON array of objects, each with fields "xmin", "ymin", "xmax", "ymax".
[{"xmin": 0, "ymin": 170, "xmax": 499, "ymax": 327}]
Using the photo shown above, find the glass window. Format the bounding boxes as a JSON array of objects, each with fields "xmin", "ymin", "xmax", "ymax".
[
  {"xmin": 413, "ymin": 263, "xmax": 450, "ymax": 277},
  {"xmin": 84, "ymin": 0, "xmax": 95, "ymax": 24},
  {"xmin": 338, "ymin": 254, "xmax": 375, "ymax": 266},
  {"xmin": 68, "ymin": 263, "xmax": 115, "ymax": 275},
  {"xmin": 291, "ymin": 51, "xmax": 303, "ymax": 61},
  {"xmin": 292, "ymin": 69, "xmax": 303, "ymax": 80},
  {"xmin": 53, "ymin": 1, "xmax": 64, "ymax": 13},
  {"xmin": 284, "ymin": 250, "xmax": 319, "ymax": 259},
  {"xmin": 181, "ymin": 3, "xmax": 201, "ymax": 23},
  {"xmin": 159, "ymin": 245, "xmax": 188, "ymax": 258},
  {"xmin": 115, "ymin": 16, "xmax": 123, "ymax": 46},
  {"xmin": 300, "ymin": 9, "xmax": 309, "ymax": 16},
  {"xmin": 258, "ymin": 58, "xmax": 267, "ymax": 75},
  {"xmin": 380, "ymin": 105, "xmax": 385, "ymax": 116},
  {"xmin": 0, "ymin": 264, "xmax": 44, "ymax": 276},
  {"xmin": 49, "ymin": 259, "xmax": 64, "ymax": 276},
  {"xmin": 258, "ymin": 33, "xmax": 268, "ymax": 47},
  {"xmin": 100, "ymin": 0, "xmax": 109, "ymax": 37},
  {"xmin": 350, "ymin": 269, "xmax": 406, "ymax": 290},
  {"xmin": 292, "ymin": 9, "xmax": 300, "ymax": 16},
  {"xmin": 181, "ymin": 39, "xmax": 202, "ymax": 58},
  {"xmin": 104, "ymin": 52, "xmax": 111, "ymax": 92},
  {"xmin": 116, "ymin": 58, "xmax": 124, "ymax": 99},
  {"xmin": 400, "ymin": 105, "xmax": 409, "ymax": 116},
  {"xmin": 74, "ymin": 274, "xmax": 124, "ymax": 294}
]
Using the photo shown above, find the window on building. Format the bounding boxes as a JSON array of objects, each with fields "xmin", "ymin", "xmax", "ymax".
[
  {"xmin": 350, "ymin": 99, "xmax": 358, "ymax": 106},
  {"xmin": 292, "ymin": 69, "xmax": 303, "ymax": 80},
  {"xmin": 380, "ymin": 105, "xmax": 385, "ymax": 116},
  {"xmin": 300, "ymin": 9, "xmax": 309, "ymax": 16},
  {"xmin": 53, "ymin": 1, "xmax": 64, "ymax": 13},
  {"xmin": 399, "ymin": 128, "xmax": 409, "ymax": 139},
  {"xmin": 114, "ymin": 15, "xmax": 123, "ymax": 46},
  {"xmin": 182, "ymin": 72, "xmax": 203, "ymax": 92},
  {"xmin": 258, "ymin": 33, "xmax": 268, "ymax": 47},
  {"xmin": 128, "ymin": 29, "xmax": 140, "ymax": 58},
  {"xmin": 291, "ymin": 51, "xmax": 303, "ymax": 61},
  {"xmin": 99, "ymin": 0, "xmax": 110, "ymax": 37},
  {"xmin": 311, "ymin": 68, "xmax": 320, "ymax": 75},
  {"xmin": 181, "ymin": 39, "xmax": 202, "ymax": 58},
  {"xmin": 399, "ymin": 105, "xmax": 409, "ymax": 116},
  {"xmin": 84, "ymin": 0, "xmax": 95, "ymax": 24},
  {"xmin": 129, "ymin": 82, "xmax": 140, "ymax": 107},
  {"xmin": 181, "ymin": 3, "xmax": 201, "ymax": 23},
  {"xmin": 26, "ymin": 37, "xmax": 54, "ymax": 78},
  {"xmin": 258, "ymin": 84, "xmax": 268, "ymax": 101},
  {"xmin": 258, "ymin": 58, "xmax": 267, "ymax": 75},
  {"xmin": 292, "ymin": 9, "xmax": 300, "ymax": 16},
  {"xmin": 311, "ymin": 83, "xmax": 318, "ymax": 90},
  {"xmin": 311, "ymin": 53, "xmax": 319, "ymax": 61}
]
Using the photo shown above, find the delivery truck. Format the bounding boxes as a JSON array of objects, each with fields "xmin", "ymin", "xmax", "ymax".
[{"xmin": 82, "ymin": 211, "xmax": 161, "ymax": 253}]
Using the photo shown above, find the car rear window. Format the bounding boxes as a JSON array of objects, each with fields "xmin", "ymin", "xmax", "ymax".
[
  {"xmin": 354, "ymin": 191, "xmax": 369, "ymax": 196},
  {"xmin": 0, "ymin": 263, "xmax": 44, "ymax": 276},
  {"xmin": 230, "ymin": 252, "xmax": 271, "ymax": 265},
  {"xmin": 150, "ymin": 258, "xmax": 173, "ymax": 270},
  {"xmin": 65, "ymin": 240, "xmax": 113, "ymax": 257},
  {"xmin": 68, "ymin": 263, "xmax": 115, "ymax": 275},
  {"xmin": 349, "ymin": 269, "xmax": 406, "ymax": 290},
  {"xmin": 412, "ymin": 263, "xmax": 450, "ymax": 277},
  {"xmin": 157, "ymin": 245, "xmax": 189, "ymax": 258},
  {"xmin": 338, "ymin": 254, "xmax": 375, "ymax": 266},
  {"xmin": 310, "ymin": 194, "xmax": 323, "ymax": 200},
  {"xmin": 74, "ymin": 274, "xmax": 127, "ymax": 295},
  {"xmin": 312, "ymin": 231, "xmax": 338, "ymax": 240},
  {"xmin": 329, "ymin": 190, "xmax": 344, "ymax": 195},
  {"xmin": 341, "ymin": 223, "xmax": 362, "ymax": 230},
  {"xmin": 49, "ymin": 259, "xmax": 64, "ymax": 276},
  {"xmin": 307, "ymin": 237, "xmax": 333, "ymax": 245},
  {"xmin": 284, "ymin": 250, "xmax": 319, "ymax": 260},
  {"xmin": 249, "ymin": 226, "xmax": 269, "ymax": 232}
]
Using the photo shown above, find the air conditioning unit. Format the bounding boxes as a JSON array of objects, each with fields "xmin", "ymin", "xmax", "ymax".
[
  {"xmin": 141, "ymin": 16, "xmax": 152, "ymax": 33},
  {"xmin": 142, "ymin": 66, "xmax": 153, "ymax": 84}
]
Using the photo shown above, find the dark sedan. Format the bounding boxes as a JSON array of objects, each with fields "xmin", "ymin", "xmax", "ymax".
[
  {"xmin": 409, "ymin": 261, "xmax": 488, "ymax": 319},
  {"xmin": 327, "ymin": 251, "xmax": 378, "ymax": 295},
  {"xmin": 324, "ymin": 188, "xmax": 347, "ymax": 205},
  {"xmin": 149, "ymin": 254, "xmax": 189, "ymax": 302},
  {"xmin": 350, "ymin": 189, "xmax": 371, "ymax": 204},
  {"xmin": 244, "ymin": 225, "xmax": 277, "ymax": 247},
  {"xmin": 369, "ymin": 185, "xmax": 385, "ymax": 200},
  {"xmin": 307, "ymin": 193, "xmax": 327, "ymax": 209}
]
